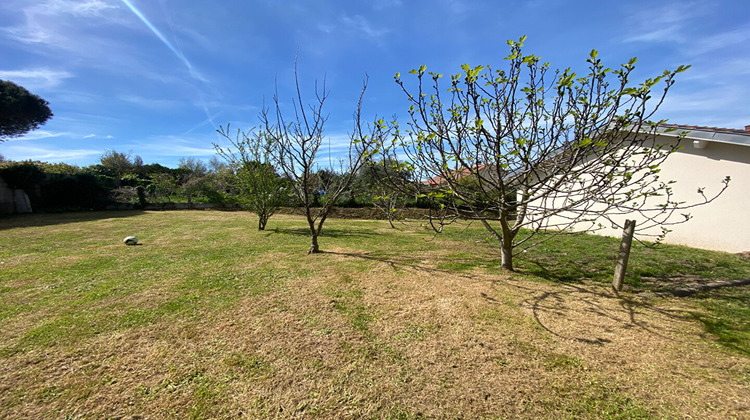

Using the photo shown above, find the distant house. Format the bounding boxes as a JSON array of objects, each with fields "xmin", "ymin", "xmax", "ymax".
[
  {"xmin": 538, "ymin": 124, "xmax": 750, "ymax": 253},
  {"xmin": 422, "ymin": 164, "xmax": 488, "ymax": 187}
]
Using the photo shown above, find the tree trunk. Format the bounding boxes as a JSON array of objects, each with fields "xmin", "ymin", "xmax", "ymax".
[
  {"xmin": 387, "ymin": 209, "xmax": 396, "ymax": 229},
  {"xmin": 309, "ymin": 233, "xmax": 320, "ymax": 254},
  {"xmin": 501, "ymin": 243, "xmax": 513, "ymax": 271},
  {"xmin": 258, "ymin": 214, "xmax": 267, "ymax": 230},
  {"xmin": 499, "ymin": 210, "xmax": 515, "ymax": 271}
]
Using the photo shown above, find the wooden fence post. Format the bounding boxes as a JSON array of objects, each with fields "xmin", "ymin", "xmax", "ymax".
[{"xmin": 613, "ymin": 219, "xmax": 636, "ymax": 292}]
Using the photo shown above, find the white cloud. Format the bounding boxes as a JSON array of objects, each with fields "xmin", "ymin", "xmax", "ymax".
[
  {"xmin": 678, "ymin": 58, "xmax": 750, "ymax": 83},
  {"xmin": 117, "ymin": 94, "xmax": 183, "ymax": 109},
  {"xmin": 621, "ymin": 2, "xmax": 702, "ymax": 44},
  {"xmin": 441, "ymin": 0, "xmax": 472, "ymax": 16},
  {"xmin": 83, "ymin": 133, "xmax": 96, "ymax": 138},
  {"xmin": 0, "ymin": 68, "xmax": 73, "ymax": 90},
  {"xmin": 13, "ymin": 130, "xmax": 70, "ymax": 141},
  {"xmin": 687, "ymin": 26, "xmax": 750, "ymax": 56},
  {"xmin": 2, "ymin": 143, "xmax": 101, "ymax": 163},
  {"xmin": 372, "ymin": 0, "xmax": 403, "ymax": 11},
  {"xmin": 133, "ymin": 135, "xmax": 217, "ymax": 157},
  {"xmin": 3, "ymin": 0, "xmax": 123, "ymax": 47},
  {"xmin": 318, "ymin": 23, "xmax": 334, "ymax": 34},
  {"xmin": 655, "ymin": 85, "xmax": 749, "ymax": 128},
  {"xmin": 43, "ymin": 0, "xmax": 118, "ymax": 17},
  {"xmin": 1, "ymin": 0, "xmax": 196, "ymax": 87},
  {"xmin": 340, "ymin": 15, "xmax": 389, "ymax": 40}
]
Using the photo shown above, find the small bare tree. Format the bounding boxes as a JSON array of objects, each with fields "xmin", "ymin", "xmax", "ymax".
[
  {"xmin": 261, "ymin": 69, "xmax": 381, "ymax": 253},
  {"xmin": 214, "ymin": 125, "xmax": 289, "ymax": 230},
  {"xmin": 379, "ymin": 36, "xmax": 729, "ymax": 271}
]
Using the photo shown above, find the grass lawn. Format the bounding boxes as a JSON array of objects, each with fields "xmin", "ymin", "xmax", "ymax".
[{"xmin": 1, "ymin": 210, "xmax": 749, "ymax": 419}]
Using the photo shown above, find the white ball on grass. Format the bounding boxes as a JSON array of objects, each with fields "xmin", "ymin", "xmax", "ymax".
[{"xmin": 123, "ymin": 236, "xmax": 138, "ymax": 245}]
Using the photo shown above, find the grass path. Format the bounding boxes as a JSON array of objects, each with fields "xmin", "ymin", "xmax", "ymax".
[{"xmin": 1, "ymin": 210, "xmax": 749, "ymax": 418}]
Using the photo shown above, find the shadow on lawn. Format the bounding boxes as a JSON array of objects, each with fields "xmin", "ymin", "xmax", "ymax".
[
  {"xmin": 270, "ymin": 227, "xmax": 379, "ymax": 238},
  {"xmin": 514, "ymin": 281, "xmax": 696, "ymax": 345},
  {"xmin": 323, "ymin": 250, "xmax": 476, "ymax": 280},
  {"xmin": 0, "ymin": 210, "xmax": 146, "ymax": 231},
  {"xmin": 513, "ymin": 277, "xmax": 750, "ymax": 358},
  {"xmin": 515, "ymin": 254, "xmax": 619, "ymax": 285}
]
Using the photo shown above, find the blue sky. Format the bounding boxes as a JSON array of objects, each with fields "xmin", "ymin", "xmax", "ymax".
[{"xmin": 1, "ymin": 0, "xmax": 748, "ymax": 168}]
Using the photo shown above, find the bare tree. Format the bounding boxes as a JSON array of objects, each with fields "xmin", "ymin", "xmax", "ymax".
[
  {"xmin": 214, "ymin": 125, "xmax": 289, "ymax": 230},
  {"xmin": 379, "ymin": 36, "xmax": 729, "ymax": 271},
  {"xmin": 261, "ymin": 69, "xmax": 380, "ymax": 253}
]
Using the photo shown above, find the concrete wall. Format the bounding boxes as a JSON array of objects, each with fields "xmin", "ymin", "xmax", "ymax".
[
  {"xmin": 532, "ymin": 135, "xmax": 750, "ymax": 253},
  {"xmin": 0, "ymin": 177, "xmax": 32, "ymax": 214}
]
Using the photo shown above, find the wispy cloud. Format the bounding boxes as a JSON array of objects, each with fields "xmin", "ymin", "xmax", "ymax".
[
  {"xmin": 117, "ymin": 94, "xmax": 184, "ymax": 109},
  {"xmin": 679, "ymin": 57, "xmax": 750, "ymax": 82},
  {"xmin": 622, "ymin": 2, "xmax": 700, "ymax": 43},
  {"xmin": 132, "ymin": 135, "xmax": 216, "ymax": 157},
  {"xmin": 3, "ymin": 0, "xmax": 123, "ymax": 47},
  {"xmin": 119, "ymin": 0, "xmax": 208, "ymax": 84},
  {"xmin": 441, "ymin": 0, "xmax": 472, "ymax": 16},
  {"xmin": 655, "ymin": 84, "xmax": 749, "ymax": 128},
  {"xmin": 0, "ymin": 68, "xmax": 73, "ymax": 90},
  {"xmin": 182, "ymin": 111, "xmax": 225, "ymax": 136},
  {"xmin": 14, "ymin": 130, "xmax": 70, "ymax": 141},
  {"xmin": 2, "ymin": 143, "xmax": 102, "ymax": 163},
  {"xmin": 3, "ymin": 0, "xmax": 200, "ymax": 88},
  {"xmin": 340, "ymin": 15, "xmax": 389, "ymax": 40},
  {"xmin": 688, "ymin": 26, "xmax": 750, "ymax": 56},
  {"xmin": 317, "ymin": 23, "xmax": 334, "ymax": 34},
  {"xmin": 371, "ymin": 0, "xmax": 403, "ymax": 11},
  {"xmin": 43, "ymin": 0, "xmax": 117, "ymax": 17},
  {"xmin": 83, "ymin": 134, "xmax": 96, "ymax": 138}
]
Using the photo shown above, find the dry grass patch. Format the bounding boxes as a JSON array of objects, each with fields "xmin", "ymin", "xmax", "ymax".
[{"xmin": 1, "ymin": 210, "xmax": 748, "ymax": 418}]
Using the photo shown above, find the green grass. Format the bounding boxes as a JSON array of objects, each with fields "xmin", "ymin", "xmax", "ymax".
[
  {"xmin": 0, "ymin": 210, "xmax": 748, "ymax": 418},
  {"xmin": 437, "ymin": 222, "xmax": 750, "ymax": 358},
  {"xmin": 689, "ymin": 287, "xmax": 750, "ymax": 357},
  {"xmin": 439, "ymin": 223, "xmax": 750, "ymax": 289}
]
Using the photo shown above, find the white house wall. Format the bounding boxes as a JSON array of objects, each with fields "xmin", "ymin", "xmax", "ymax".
[{"xmin": 529, "ymin": 134, "xmax": 750, "ymax": 253}]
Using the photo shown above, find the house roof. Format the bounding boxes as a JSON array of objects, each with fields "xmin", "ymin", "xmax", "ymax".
[
  {"xmin": 422, "ymin": 164, "xmax": 487, "ymax": 186},
  {"xmin": 657, "ymin": 124, "xmax": 750, "ymax": 148}
]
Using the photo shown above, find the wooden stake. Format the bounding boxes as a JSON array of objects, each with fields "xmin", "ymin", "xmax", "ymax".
[{"xmin": 613, "ymin": 219, "xmax": 636, "ymax": 292}]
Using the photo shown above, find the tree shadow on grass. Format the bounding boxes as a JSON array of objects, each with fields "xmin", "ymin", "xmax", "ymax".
[
  {"xmin": 0, "ymin": 210, "xmax": 146, "ymax": 231},
  {"xmin": 270, "ymin": 227, "xmax": 379, "ymax": 238},
  {"xmin": 516, "ymin": 257, "xmax": 613, "ymax": 285},
  {"xmin": 683, "ymin": 288, "xmax": 750, "ymax": 357},
  {"xmin": 323, "ymin": 250, "xmax": 476, "ymax": 280},
  {"xmin": 513, "ymin": 281, "xmax": 697, "ymax": 345},
  {"xmin": 511, "ymin": 276, "xmax": 750, "ymax": 359}
]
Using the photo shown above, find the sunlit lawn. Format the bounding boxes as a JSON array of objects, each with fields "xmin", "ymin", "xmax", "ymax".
[{"xmin": 1, "ymin": 210, "xmax": 748, "ymax": 418}]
